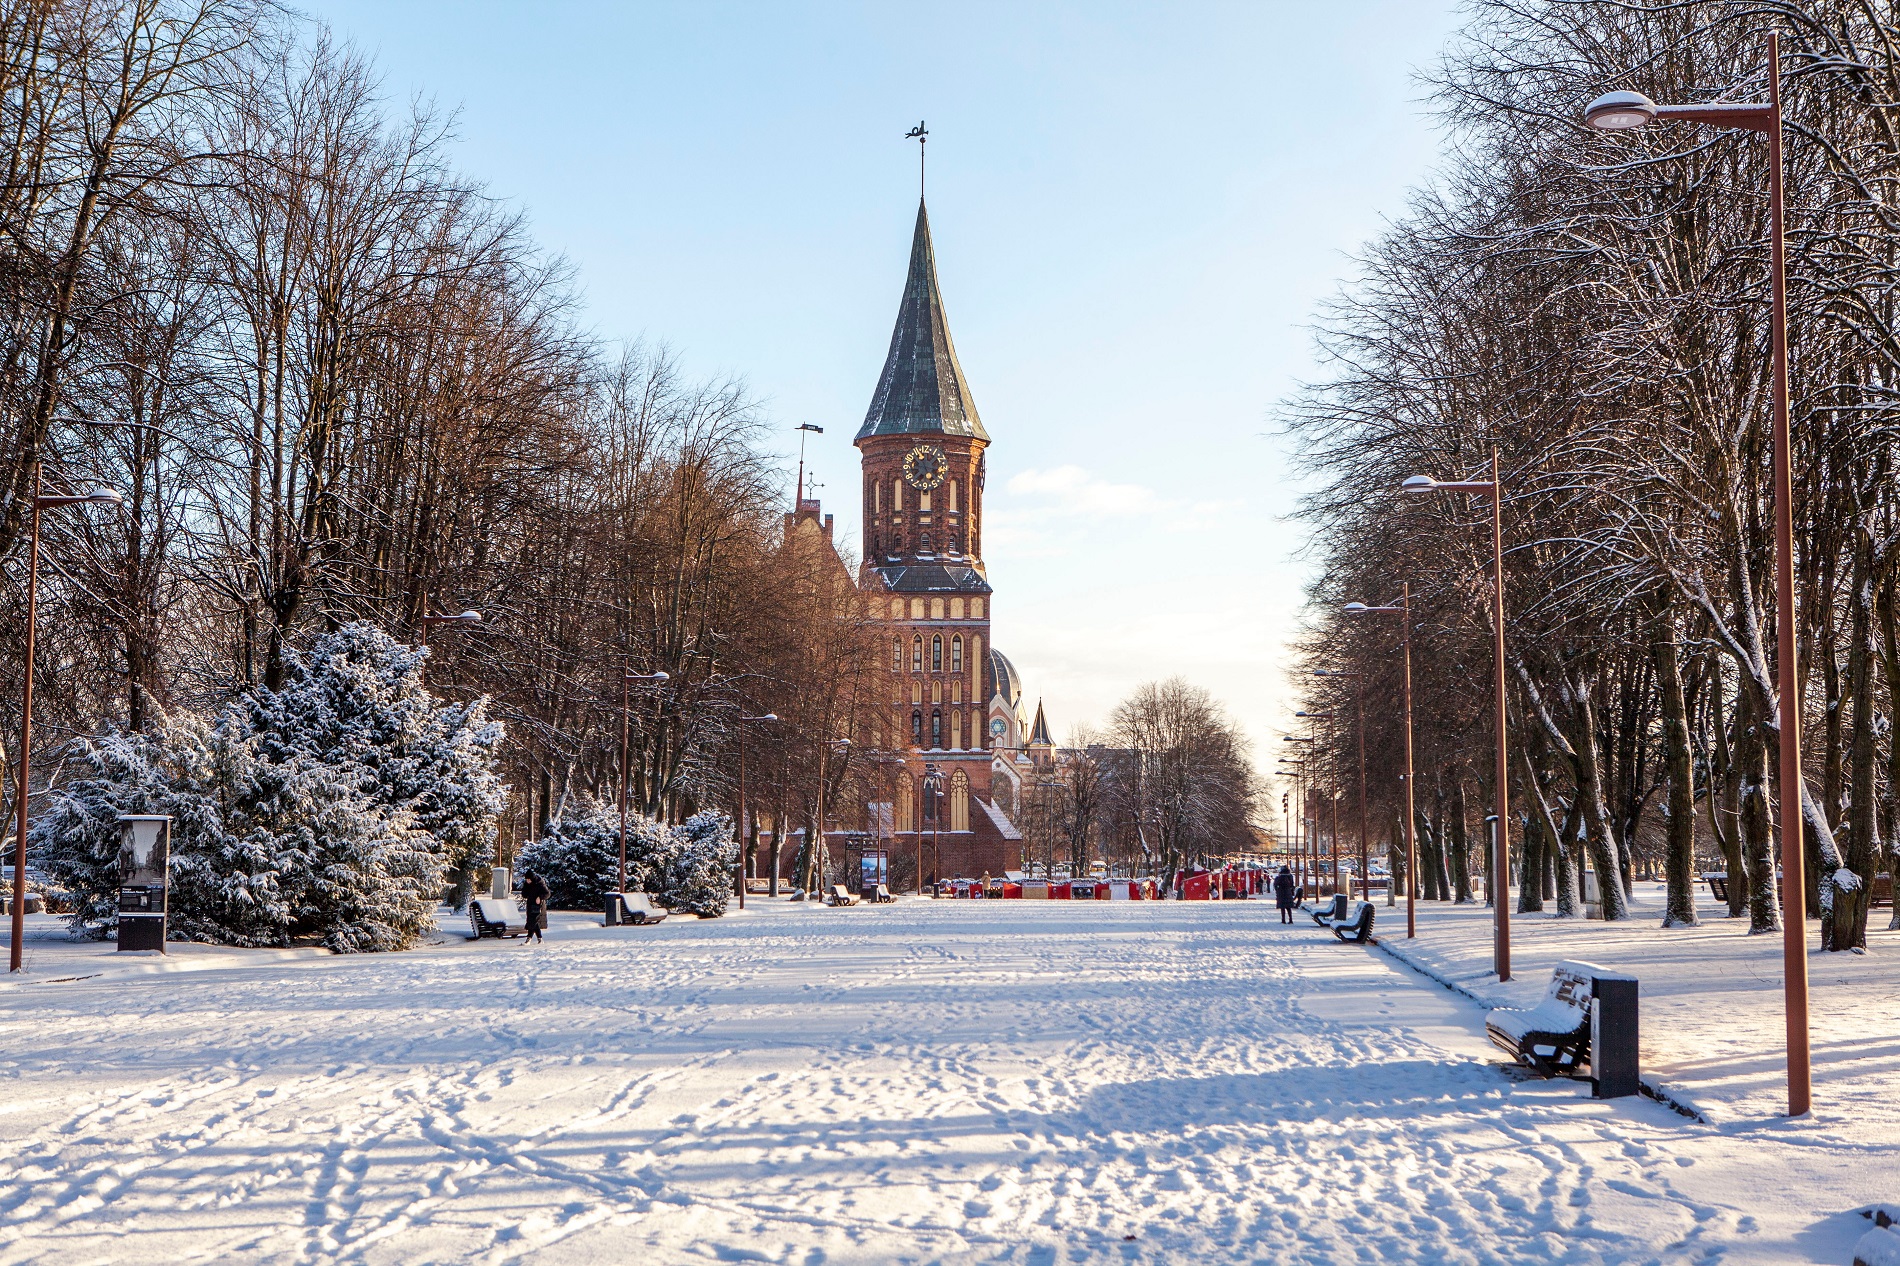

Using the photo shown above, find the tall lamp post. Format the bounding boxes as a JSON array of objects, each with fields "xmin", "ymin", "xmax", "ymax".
[
  {"xmin": 1583, "ymin": 37, "xmax": 1809, "ymax": 1116},
  {"xmin": 1346, "ymin": 585, "xmax": 1416, "ymax": 938},
  {"xmin": 733, "ymin": 712, "xmax": 777, "ymax": 909},
  {"xmin": 11, "ymin": 476, "xmax": 122, "ymax": 972},
  {"xmin": 1277, "ymin": 754, "xmax": 1305, "ymax": 890},
  {"xmin": 1283, "ymin": 736, "xmax": 1314, "ymax": 890},
  {"xmin": 1403, "ymin": 451, "xmax": 1511, "ymax": 981},
  {"xmin": 618, "ymin": 670, "xmax": 670, "ymax": 895},
  {"xmin": 1314, "ymin": 672, "xmax": 1376, "ymax": 907}
]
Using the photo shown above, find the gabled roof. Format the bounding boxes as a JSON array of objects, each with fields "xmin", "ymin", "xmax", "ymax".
[{"xmin": 856, "ymin": 200, "xmax": 987, "ymax": 443}]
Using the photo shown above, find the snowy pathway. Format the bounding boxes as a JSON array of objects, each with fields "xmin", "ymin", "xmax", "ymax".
[{"xmin": 0, "ymin": 900, "xmax": 1879, "ymax": 1264}]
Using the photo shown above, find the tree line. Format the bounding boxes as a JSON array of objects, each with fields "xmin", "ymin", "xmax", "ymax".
[
  {"xmin": 0, "ymin": 0, "xmax": 884, "ymax": 898},
  {"xmin": 1289, "ymin": 0, "xmax": 1900, "ymax": 951},
  {"xmin": 1012, "ymin": 679, "xmax": 1257, "ymax": 881}
]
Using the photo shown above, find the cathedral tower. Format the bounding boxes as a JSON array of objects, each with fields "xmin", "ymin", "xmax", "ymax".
[{"xmin": 857, "ymin": 199, "xmax": 1017, "ymax": 879}]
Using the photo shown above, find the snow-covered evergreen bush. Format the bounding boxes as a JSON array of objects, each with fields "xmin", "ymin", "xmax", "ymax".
[
  {"xmin": 515, "ymin": 796, "xmax": 622, "ymax": 910},
  {"xmin": 659, "ymin": 810, "xmax": 737, "ymax": 917},
  {"xmin": 242, "ymin": 623, "xmax": 506, "ymax": 907},
  {"xmin": 31, "ymin": 724, "xmax": 185, "ymax": 938},
  {"xmin": 514, "ymin": 804, "xmax": 736, "ymax": 916},
  {"xmin": 30, "ymin": 623, "xmax": 503, "ymax": 953}
]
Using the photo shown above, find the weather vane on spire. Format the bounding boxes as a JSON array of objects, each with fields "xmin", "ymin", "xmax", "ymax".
[{"xmin": 905, "ymin": 120, "xmax": 928, "ymax": 198}]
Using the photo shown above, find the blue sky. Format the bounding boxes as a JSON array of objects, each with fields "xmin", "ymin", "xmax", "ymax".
[{"xmin": 305, "ymin": 0, "xmax": 1463, "ymax": 767}]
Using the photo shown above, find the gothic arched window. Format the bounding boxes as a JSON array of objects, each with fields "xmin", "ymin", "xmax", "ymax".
[
  {"xmin": 951, "ymin": 635, "xmax": 963, "ymax": 673},
  {"xmin": 932, "ymin": 635, "xmax": 943, "ymax": 671},
  {"xmin": 911, "ymin": 635, "xmax": 923, "ymax": 672},
  {"xmin": 951, "ymin": 711, "xmax": 963, "ymax": 750},
  {"xmin": 912, "ymin": 710, "xmax": 923, "ymax": 744},
  {"xmin": 892, "ymin": 638, "xmax": 903, "ymax": 673},
  {"xmin": 950, "ymin": 769, "xmax": 970, "ymax": 831},
  {"xmin": 922, "ymin": 777, "xmax": 936, "ymax": 820},
  {"xmin": 931, "ymin": 709, "xmax": 942, "ymax": 748}
]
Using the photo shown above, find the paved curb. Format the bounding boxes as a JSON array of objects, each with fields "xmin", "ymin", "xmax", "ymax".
[{"xmin": 1370, "ymin": 935, "xmax": 1711, "ymax": 1124}]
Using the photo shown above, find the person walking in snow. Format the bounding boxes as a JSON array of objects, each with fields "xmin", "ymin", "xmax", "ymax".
[
  {"xmin": 1273, "ymin": 866, "xmax": 1297, "ymax": 924},
  {"xmin": 521, "ymin": 871, "xmax": 550, "ymax": 943}
]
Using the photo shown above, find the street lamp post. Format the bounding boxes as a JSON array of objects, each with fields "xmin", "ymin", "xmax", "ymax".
[
  {"xmin": 618, "ymin": 670, "xmax": 670, "ymax": 896},
  {"xmin": 1283, "ymin": 736, "xmax": 1315, "ymax": 893},
  {"xmin": 1583, "ymin": 36, "xmax": 1809, "ymax": 1115},
  {"xmin": 11, "ymin": 474, "xmax": 122, "ymax": 972},
  {"xmin": 734, "ymin": 713, "xmax": 777, "ymax": 909},
  {"xmin": 1277, "ymin": 753, "xmax": 1305, "ymax": 890},
  {"xmin": 1311, "ymin": 672, "xmax": 1374, "ymax": 906},
  {"xmin": 1331, "ymin": 790, "xmax": 1343, "ymax": 901},
  {"xmin": 418, "ymin": 608, "xmax": 482, "ymax": 648},
  {"xmin": 1346, "ymin": 585, "xmax": 1416, "ymax": 938},
  {"xmin": 1403, "ymin": 449, "xmax": 1511, "ymax": 981}
]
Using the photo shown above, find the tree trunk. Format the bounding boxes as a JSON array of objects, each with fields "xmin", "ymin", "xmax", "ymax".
[
  {"xmin": 1736, "ymin": 685, "xmax": 1781, "ymax": 934},
  {"xmin": 1448, "ymin": 776, "xmax": 1473, "ymax": 903},
  {"xmin": 1565, "ymin": 682, "xmax": 1630, "ymax": 919},
  {"xmin": 1653, "ymin": 599, "xmax": 1699, "ymax": 926},
  {"xmin": 1826, "ymin": 543, "xmax": 1879, "ymax": 950}
]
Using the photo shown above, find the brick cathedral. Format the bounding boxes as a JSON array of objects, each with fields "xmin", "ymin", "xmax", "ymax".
[{"xmin": 848, "ymin": 198, "xmax": 1050, "ymax": 879}]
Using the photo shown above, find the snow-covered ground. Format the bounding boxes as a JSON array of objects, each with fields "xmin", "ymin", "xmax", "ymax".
[
  {"xmin": 1378, "ymin": 880, "xmax": 1900, "ymax": 1132},
  {"xmin": 0, "ymin": 897, "xmax": 1890, "ymax": 1264}
]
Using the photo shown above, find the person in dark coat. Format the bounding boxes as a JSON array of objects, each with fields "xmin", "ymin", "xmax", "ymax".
[
  {"xmin": 521, "ymin": 872, "xmax": 550, "ymax": 943},
  {"xmin": 1273, "ymin": 865, "xmax": 1297, "ymax": 924}
]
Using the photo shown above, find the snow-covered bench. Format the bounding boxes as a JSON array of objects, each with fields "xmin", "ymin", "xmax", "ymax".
[
  {"xmin": 609, "ymin": 891, "xmax": 669, "ymax": 925},
  {"xmin": 1485, "ymin": 961, "xmax": 1597, "ymax": 1076},
  {"xmin": 1327, "ymin": 901, "xmax": 1376, "ymax": 944},
  {"xmin": 1702, "ymin": 872, "xmax": 1729, "ymax": 902},
  {"xmin": 826, "ymin": 884, "xmax": 861, "ymax": 907},
  {"xmin": 467, "ymin": 898, "xmax": 522, "ymax": 940},
  {"xmin": 1310, "ymin": 892, "xmax": 1349, "ymax": 926},
  {"xmin": 866, "ymin": 884, "xmax": 894, "ymax": 904}
]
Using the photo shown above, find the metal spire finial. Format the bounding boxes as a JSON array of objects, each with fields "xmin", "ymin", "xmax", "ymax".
[{"xmin": 905, "ymin": 120, "xmax": 928, "ymax": 198}]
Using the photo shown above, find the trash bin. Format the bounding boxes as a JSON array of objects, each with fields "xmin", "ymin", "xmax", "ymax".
[
  {"xmin": 116, "ymin": 815, "xmax": 172, "ymax": 952},
  {"xmin": 1589, "ymin": 968, "xmax": 1639, "ymax": 1099}
]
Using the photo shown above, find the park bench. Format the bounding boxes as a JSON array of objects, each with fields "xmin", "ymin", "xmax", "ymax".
[
  {"xmin": 827, "ymin": 884, "xmax": 861, "ymax": 907},
  {"xmin": 1309, "ymin": 892, "xmax": 1349, "ymax": 926},
  {"xmin": 866, "ymin": 884, "xmax": 894, "ymax": 904},
  {"xmin": 610, "ymin": 891, "xmax": 669, "ymax": 925},
  {"xmin": 1327, "ymin": 901, "xmax": 1376, "ymax": 944},
  {"xmin": 1873, "ymin": 874, "xmax": 1894, "ymax": 909},
  {"xmin": 1703, "ymin": 872, "xmax": 1728, "ymax": 902},
  {"xmin": 1485, "ymin": 961, "xmax": 1597, "ymax": 1076},
  {"xmin": 467, "ymin": 897, "xmax": 522, "ymax": 940}
]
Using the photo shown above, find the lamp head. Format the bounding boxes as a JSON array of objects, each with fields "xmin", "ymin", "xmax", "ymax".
[
  {"xmin": 762, "ymin": 713, "xmax": 778, "ymax": 722},
  {"xmin": 1343, "ymin": 602, "xmax": 1368, "ymax": 615},
  {"xmin": 457, "ymin": 610, "xmax": 482, "ymax": 623},
  {"xmin": 1585, "ymin": 90, "xmax": 1659, "ymax": 130},
  {"xmin": 1400, "ymin": 475, "xmax": 1437, "ymax": 494},
  {"xmin": 88, "ymin": 488, "xmax": 124, "ymax": 505}
]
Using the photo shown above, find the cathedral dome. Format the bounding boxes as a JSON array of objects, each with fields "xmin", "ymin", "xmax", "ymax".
[{"xmin": 990, "ymin": 648, "xmax": 1023, "ymax": 707}]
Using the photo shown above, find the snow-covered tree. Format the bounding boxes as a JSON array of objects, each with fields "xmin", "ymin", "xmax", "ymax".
[
  {"xmin": 516, "ymin": 796, "xmax": 622, "ymax": 910},
  {"xmin": 241, "ymin": 623, "xmax": 506, "ymax": 910},
  {"xmin": 659, "ymin": 810, "xmax": 738, "ymax": 917}
]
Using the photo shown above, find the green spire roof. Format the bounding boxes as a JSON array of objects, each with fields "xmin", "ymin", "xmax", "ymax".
[{"xmin": 856, "ymin": 200, "xmax": 987, "ymax": 442}]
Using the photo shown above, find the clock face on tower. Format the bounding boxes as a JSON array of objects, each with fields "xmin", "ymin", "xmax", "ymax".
[{"xmin": 903, "ymin": 443, "xmax": 948, "ymax": 490}]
